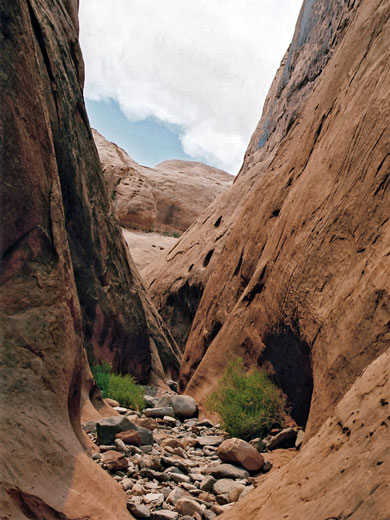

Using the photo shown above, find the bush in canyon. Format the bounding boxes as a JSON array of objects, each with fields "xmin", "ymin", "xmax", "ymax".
[
  {"xmin": 91, "ymin": 362, "xmax": 111, "ymax": 397},
  {"xmin": 206, "ymin": 357, "xmax": 285, "ymax": 440},
  {"xmin": 91, "ymin": 363, "xmax": 145, "ymax": 411}
]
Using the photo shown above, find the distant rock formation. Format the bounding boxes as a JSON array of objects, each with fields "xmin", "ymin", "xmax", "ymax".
[
  {"xmin": 93, "ymin": 129, "xmax": 233, "ymax": 271},
  {"xmin": 0, "ymin": 0, "xmax": 178, "ymax": 517},
  {"xmin": 145, "ymin": 0, "xmax": 390, "ymax": 515},
  {"xmin": 93, "ymin": 129, "xmax": 233, "ymax": 234}
]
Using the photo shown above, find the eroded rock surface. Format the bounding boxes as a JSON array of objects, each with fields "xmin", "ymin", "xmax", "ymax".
[
  {"xmin": 145, "ymin": 1, "xmax": 390, "ymax": 516},
  {"xmin": 94, "ymin": 129, "xmax": 233, "ymax": 234},
  {"xmin": 146, "ymin": 0, "xmax": 390, "ymax": 435},
  {"xmin": 220, "ymin": 349, "xmax": 390, "ymax": 519},
  {"xmin": 0, "ymin": 0, "xmax": 176, "ymax": 517},
  {"xmin": 93, "ymin": 130, "xmax": 233, "ymax": 272},
  {"xmin": 1, "ymin": 1, "xmax": 181, "ymax": 387}
]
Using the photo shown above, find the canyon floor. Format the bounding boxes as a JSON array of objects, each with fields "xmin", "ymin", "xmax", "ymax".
[
  {"xmin": 86, "ymin": 390, "xmax": 301, "ymax": 520},
  {"xmin": 1, "ymin": 0, "xmax": 389, "ymax": 519}
]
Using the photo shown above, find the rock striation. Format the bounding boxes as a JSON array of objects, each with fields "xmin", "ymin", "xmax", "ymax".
[{"xmin": 145, "ymin": 0, "xmax": 390, "ymax": 516}]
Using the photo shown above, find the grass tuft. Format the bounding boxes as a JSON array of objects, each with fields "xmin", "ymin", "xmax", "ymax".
[
  {"xmin": 206, "ymin": 357, "xmax": 285, "ymax": 440},
  {"xmin": 91, "ymin": 362, "xmax": 145, "ymax": 411}
]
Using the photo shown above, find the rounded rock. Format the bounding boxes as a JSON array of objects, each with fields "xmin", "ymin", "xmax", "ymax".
[{"xmin": 217, "ymin": 438, "xmax": 264, "ymax": 472}]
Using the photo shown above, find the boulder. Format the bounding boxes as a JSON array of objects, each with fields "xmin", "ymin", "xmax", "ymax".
[
  {"xmin": 144, "ymin": 407, "xmax": 175, "ymax": 418},
  {"xmin": 168, "ymin": 472, "xmax": 192, "ymax": 484},
  {"xmin": 144, "ymin": 395, "xmax": 159, "ymax": 408},
  {"xmin": 132, "ymin": 417, "xmax": 158, "ymax": 431},
  {"xmin": 265, "ymin": 428, "xmax": 300, "ymax": 450},
  {"xmin": 121, "ymin": 478, "xmax": 133, "ymax": 491},
  {"xmin": 197, "ymin": 436, "xmax": 225, "ymax": 447},
  {"xmin": 199, "ymin": 475, "xmax": 217, "ymax": 492},
  {"xmin": 139, "ymin": 455, "xmax": 162, "ymax": 471},
  {"xmin": 105, "ymin": 398, "xmax": 120, "ymax": 408},
  {"xmin": 228, "ymin": 484, "xmax": 246, "ymax": 503},
  {"xmin": 127, "ymin": 502, "xmax": 151, "ymax": 518},
  {"xmin": 213, "ymin": 479, "xmax": 243, "ymax": 496},
  {"xmin": 114, "ymin": 438, "xmax": 130, "ymax": 454},
  {"xmin": 101, "ymin": 450, "xmax": 128, "ymax": 472},
  {"xmin": 157, "ymin": 394, "xmax": 198, "ymax": 419},
  {"xmin": 135, "ymin": 425, "xmax": 155, "ymax": 446},
  {"xmin": 116, "ymin": 430, "xmax": 141, "ymax": 446},
  {"xmin": 166, "ymin": 487, "xmax": 187, "ymax": 506},
  {"xmin": 217, "ymin": 438, "xmax": 265, "ymax": 472},
  {"xmin": 151, "ymin": 511, "xmax": 179, "ymax": 520},
  {"xmin": 161, "ymin": 438, "xmax": 184, "ymax": 450},
  {"xmin": 97, "ymin": 415, "xmax": 153, "ymax": 446},
  {"xmin": 205, "ymin": 463, "xmax": 249, "ymax": 480},
  {"xmin": 96, "ymin": 416, "xmax": 138, "ymax": 445},
  {"xmin": 174, "ymin": 498, "xmax": 204, "ymax": 517},
  {"xmin": 113, "ymin": 406, "xmax": 127, "ymax": 414},
  {"xmin": 144, "ymin": 493, "xmax": 164, "ymax": 506}
]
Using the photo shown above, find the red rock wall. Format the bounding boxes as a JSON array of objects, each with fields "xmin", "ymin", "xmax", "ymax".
[
  {"xmin": 146, "ymin": 0, "xmax": 390, "ymax": 438},
  {"xmin": 146, "ymin": 2, "xmax": 390, "ymax": 515},
  {"xmin": 3, "ymin": 0, "xmax": 180, "ymax": 384},
  {"xmin": 0, "ymin": 0, "xmax": 177, "ymax": 516}
]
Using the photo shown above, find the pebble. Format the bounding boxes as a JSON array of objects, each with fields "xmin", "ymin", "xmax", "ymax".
[
  {"xmin": 113, "ymin": 406, "xmax": 128, "ymax": 414},
  {"xmin": 87, "ymin": 390, "xmax": 297, "ymax": 518},
  {"xmin": 151, "ymin": 511, "xmax": 179, "ymax": 520},
  {"xmin": 144, "ymin": 407, "xmax": 175, "ymax": 418}
]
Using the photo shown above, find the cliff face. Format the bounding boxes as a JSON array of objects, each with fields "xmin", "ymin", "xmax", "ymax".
[
  {"xmin": 1, "ymin": 0, "xmax": 180, "ymax": 385},
  {"xmin": 93, "ymin": 129, "xmax": 233, "ymax": 235},
  {"xmin": 143, "ymin": 0, "xmax": 357, "ymax": 354},
  {"xmin": 145, "ymin": 1, "xmax": 390, "ymax": 515},
  {"xmin": 147, "ymin": 0, "xmax": 390, "ymax": 431},
  {"xmin": 0, "ymin": 0, "xmax": 176, "ymax": 517}
]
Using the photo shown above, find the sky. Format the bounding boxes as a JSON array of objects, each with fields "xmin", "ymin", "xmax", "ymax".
[{"xmin": 79, "ymin": 1, "xmax": 303, "ymax": 174}]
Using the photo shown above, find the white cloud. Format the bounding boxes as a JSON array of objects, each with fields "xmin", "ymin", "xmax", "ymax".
[{"xmin": 79, "ymin": 0, "xmax": 302, "ymax": 173}]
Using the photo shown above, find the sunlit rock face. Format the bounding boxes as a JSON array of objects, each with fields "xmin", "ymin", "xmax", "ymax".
[
  {"xmin": 146, "ymin": 0, "xmax": 390, "ymax": 515},
  {"xmin": 93, "ymin": 128, "xmax": 233, "ymax": 235},
  {"xmin": 93, "ymin": 129, "xmax": 233, "ymax": 273},
  {"xmin": 0, "ymin": 0, "xmax": 178, "ymax": 517}
]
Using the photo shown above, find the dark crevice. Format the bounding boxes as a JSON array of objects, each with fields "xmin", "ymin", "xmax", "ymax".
[
  {"xmin": 259, "ymin": 324, "xmax": 313, "ymax": 427},
  {"xmin": 233, "ymin": 252, "xmax": 243, "ymax": 276},
  {"xmin": 164, "ymin": 282, "xmax": 204, "ymax": 350},
  {"xmin": 374, "ymin": 171, "xmax": 390, "ymax": 196},
  {"xmin": 270, "ymin": 208, "xmax": 280, "ymax": 218},
  {"xmin": 243, "ymin": 265, "xmax": 267, "ymax": 304},
  {"xmin": 203, "ymin": 249, "xmax": 214, "ymax": 267},
  {"xmin": 214, "ymin": 216, "xmax": 222, "ymax": 227},
  {"xmin": 203, "ymin": 320, "xmax": 222, "ymax": 349}
]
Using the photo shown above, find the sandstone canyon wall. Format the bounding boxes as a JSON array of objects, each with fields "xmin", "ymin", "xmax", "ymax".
[
  {"xmin": 0, "ymin": 0, "xmax": 176, "ymax": 517},
  {"xmin": 146, "ymin": 0, "xmax": 390, "ymax": 515},
  {"xmin": 1, "ymin": 0, "xmax": 181, "ymax": 386}
]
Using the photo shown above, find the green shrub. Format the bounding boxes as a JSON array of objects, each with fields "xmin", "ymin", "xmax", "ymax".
[
  {"xmin": 91, "ymin": 363, "xmax": 145, "ymax": 411},
  {"xmin": 206, "ymin": 357, "xmax": 285, "ymax": 440},
  {"xmin": 108, "ymin": 373, "xmax": 145, "ymax": 411},
  {"xmin": 91, "ymin": 362, "xmax": 111, "ymax": 398}
]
